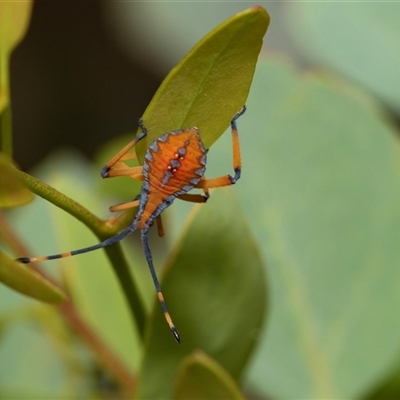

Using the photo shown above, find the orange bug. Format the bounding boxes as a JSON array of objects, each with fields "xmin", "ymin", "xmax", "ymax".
[{"xmin": 17, "ymin": 106, "xmax": 246, "ymax": 343}]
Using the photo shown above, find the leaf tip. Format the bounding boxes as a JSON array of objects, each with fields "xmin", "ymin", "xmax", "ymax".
[{"xmin": 249, "ymin": 5, "xmax": 270, "ymax": 21}]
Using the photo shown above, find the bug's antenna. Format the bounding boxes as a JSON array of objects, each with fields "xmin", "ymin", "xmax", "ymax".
[{"xmin": 141, "ymin": 229, "xmax": 181, "ymax": 343}]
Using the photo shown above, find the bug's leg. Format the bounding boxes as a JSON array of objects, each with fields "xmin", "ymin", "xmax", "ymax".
[
  {"xmin": 196, "ymin": 106, "xmax": 246, "ymax": 189},
  {"xmin": 16, "ymin": 223, "xmax": 136, "ymax": 264},
  {"xmin": 177, "ymin": 190, "xmax": 209, "ymax": 203},
  {"xmin": 141, "ymin": 229, "xmax": 180, "ymax": 343},
  {"xmin": 203, "ymin": 184, "xmax": 210, "ymax": 200},
  {"xmin": 101, "ymin": 119, "xmax": 147, "ymax": 178},
  {"xmin": 109, "ymin": 198, "xmax": 164, "ymax": 236},
  {"xmin": 119, "ymin": 152, "xmax": 137, "ymax": 162},
  {"xmin": 177, "ymin": 176, "xmax": 209, "ymax": 203},
  {"xmin": 156, "ymin": 216, "xmax": 164, "ymax": 237},
  {"xmin": 105, "ymin": 165, "xmax": 144, "ymax": 180},
  {"xmin": 109, "ymin": 198, "xmax": 140, "ymax": 212}
]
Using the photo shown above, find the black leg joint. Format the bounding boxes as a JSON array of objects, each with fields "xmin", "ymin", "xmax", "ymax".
[
  {"xmin": 101, "ymin": 166, "xmax": 110, "ymax": 178},
  {"xmin": 231, "ymin": 105, "xmax": 246, "ymax": 124},
  {"xmin": 229, "ymin": 168, "xmax": 241, "ymax": 184},
  {"xmin": 138, "ymin": 118, "xmax": 148, "ymax": 135},
  {"xmin": 16, "ymin": 257, "xmax": 30, "ymax": 264}
]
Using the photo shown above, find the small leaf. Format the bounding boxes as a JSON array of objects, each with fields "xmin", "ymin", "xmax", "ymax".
[
  {"xmin": 0, "ymin": 154, "xmax": 33, "ymax": 208},
  {"xmin": 136, "ymin": 6, "xmax": 269, "ymax": 161},
  {"xmin": 174, "ymin": 351, "xmax": 245, "ymax": 400},
  {"xmin": 0, "ymin": 251, "xmax": 66, "ymax": 303},
  {"xmin": 135, "ymin": 189, "xmax": 266, "ymax": 399}
]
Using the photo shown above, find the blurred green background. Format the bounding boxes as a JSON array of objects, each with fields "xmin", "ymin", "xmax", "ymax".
[{"xmin": 3, "ymin": 1, "xmax": 400, "ymax": 399}]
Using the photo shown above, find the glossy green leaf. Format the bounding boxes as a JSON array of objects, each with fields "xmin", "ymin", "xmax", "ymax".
[
  {"xmin": 284, "ymin": 3, "xmax": 400, "ymax": 113},
  {"xmin": 0, "ymin": 154, "xmax": 33, "ymax": 208},
  {"xmin": 136, "ymin": 6, "xmax": 269, "ymax": 161},
  {"xmin": 0, "ymin": 251, "xmax": 66, "ymax": 303},
  {"xmin": 174, "ymin": 351, "xmax": 245, "ymax": 400},
  {"xmin": 135, "ymin": 189, "xmax": 266, "ymax": 399},
  {"xmin": 228, "ymin": 57, "xmax": 400, "ymax": 398}
]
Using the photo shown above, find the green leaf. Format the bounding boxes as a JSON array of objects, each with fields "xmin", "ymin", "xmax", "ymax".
[
  {"xmin": 135, "ymin": 189, "xmax": 266, "ymax": 399},
  {"xmin": 236, "ymin": 57, "xmax": 400, "ymax": 398},
  {"xmin": 0, "ymin": 154, "xmax": 33, "ymax": 208},
  {"xmin": 0, "ymin": 1, "xmax": 33, "ymax": 53},
  {"xmin": 174, "ymin": 351, "xmax": 245, "ymax": 400},
  {"xmin": 0, "ymin": 1, "xmax": 33, "ymax": 154},
  {"xmin": 366, "ymin": 356, "xmax": 400, "ymax": 400},
  {"xmin": 0, "ymin": 251, "xmax": 66, "ymax": 303},
  {"xmin": 136, "ymin": 6, "xmax": 269, "ymax": 162},
  {"xmin": 284, "ymin": 2, "xmax": 400, "ymax": 113}
]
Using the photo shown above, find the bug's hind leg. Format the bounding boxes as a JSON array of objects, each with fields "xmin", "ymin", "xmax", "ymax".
[
  {"xmin": 141, "ymin": 230, "xmax": 180, "ymax": 343},
  {"xmin": 196, "ymin": 106, "xmax": 246, "ymax": 190},
  {"xmin": 16, "ymin": 224, "xmax": 136, "ymax": 264}
]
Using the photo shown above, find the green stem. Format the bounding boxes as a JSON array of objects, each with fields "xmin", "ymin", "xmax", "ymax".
[
  {"xmin": 18, "ymin": 170, "xmax": 107, "ymax": 234},
  {"xmin": 18, "ymin": 170, "xmax": 147, "ymax": 338},
  {"xmin": 0, "ymin": 104, "xmax": 12, "ymax": 156},
  {"xmin": 104, "ymin": 244, "xmax": 147, "ymax": 338}
]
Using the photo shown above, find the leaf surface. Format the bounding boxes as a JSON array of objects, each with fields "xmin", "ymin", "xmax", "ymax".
[
  {"xmin": 174, "ymin": 351, "xmax": 245, "ymax": 400},
  {"xmin": 234, "ymin": 57, "xmax": 400, "ymax": 398},
  {"xmin": 284, "ymin": 3, "xmax": 400, "ymax": 113},
  {"xmin": 0, "ymin": 251, "xmax": 66, "ymax": 303},
  {"xmin": 136, "ymin": 6, "xmax": 269, "ymax": 161},
  {"xmin": 0, "ymin": 154, "xmax": 33, "ymax": 208},
  {"xmin": 136, "ymin": 189, "xmax": 266, "ymax": 399},
  {"xmin": 0, "ymin": 1, "xmax": 33, "ymax": 154}
]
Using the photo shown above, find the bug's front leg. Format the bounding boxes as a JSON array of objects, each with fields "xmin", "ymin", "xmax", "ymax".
[{"xmin": 101, "ymin": 119, "xmax": 147, "ymax": 178}]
